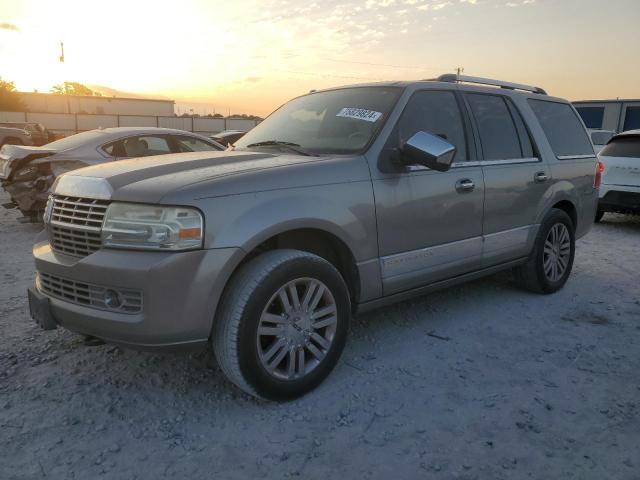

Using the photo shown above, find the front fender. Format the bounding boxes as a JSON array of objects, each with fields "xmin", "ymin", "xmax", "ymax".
[{"xmin": 196, "ymin": 181, "xmax": 378, "ymax": 262}]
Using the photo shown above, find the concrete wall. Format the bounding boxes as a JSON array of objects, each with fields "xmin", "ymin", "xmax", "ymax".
[
  {"xmin": 0, "ymin": 111, "xmax": 260, "ymax": 138},
  {"xmin": 16, "ymin": 92, "xmax": 175, "ymax": 116}
]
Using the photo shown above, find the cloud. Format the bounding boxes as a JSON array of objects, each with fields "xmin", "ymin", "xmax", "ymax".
[{"xmin": 0, "ymin": 22, "xmax": 19, "ymax": 32}]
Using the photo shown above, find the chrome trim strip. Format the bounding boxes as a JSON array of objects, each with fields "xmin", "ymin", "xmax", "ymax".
[
  {"xmin": 557, "ymin": 154, "xmax": 596, "ymax": 160},
  {"xmin": 380, "ymin": 236, "xmax": 482, "ymax": 279},
  {"xmin": 54, "ymin": 176, "xmax": 113, "ymax": 200},
  {"xmin": 407, "ymin": 157, "xmax": 540, "ymax": 171}
]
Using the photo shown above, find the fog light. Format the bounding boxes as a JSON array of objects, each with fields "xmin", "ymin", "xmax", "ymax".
[{"xmin": 104, "ymin": 289, "xmax": 122, "ymax": 309}]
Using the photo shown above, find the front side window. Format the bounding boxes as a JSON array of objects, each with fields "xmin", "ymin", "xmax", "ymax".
[
  {"xmin": 393, "ymin": 90, "xmax": 468, "ymax": 161},
  {"xmin": 466, "ymin": 94, "xmax": 523, "ymax": 160},
  {"xmin": 575, "ymin": 106, "xmax": 605, "ymax": 129},
  {"xmin": 122, "ymin": 135, "xmax": 171, "ymax": 157},
  {"xmin": 623, "ymin": 106, "xmax": 640, "ymax": 131},
  {"xmin": 234, "ymin": 87, "xmax": 401, "ymax": 155},
  {"xmin": 528, "ymin": 100, "xmax": 594, "ymax": 158},
  {"xmin": 174, "ymin": 135, "xmax": 219, "ymax": 152}
]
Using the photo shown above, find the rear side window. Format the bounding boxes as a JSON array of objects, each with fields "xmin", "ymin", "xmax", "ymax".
[
  {"xmin": 466, "ymin": 94, "xmax": 522, "ymax": 160},
  {"xmin": 600, "ymin": 137, "xmax": 640, "ymax": 158},
  {"xmin": 528, "ymin": 100, "xmax": 594, "ymax": 158},
  {"xmin": 575, "ymin": 106, "xmax": 604, "ymax": 129},
  {"xmin": 623, "ymin": 106, "xmax": 640, "ymax": 131},
  {"xmin": 174, "ymin": 135, "xmax": 219, "ymax": 152}
]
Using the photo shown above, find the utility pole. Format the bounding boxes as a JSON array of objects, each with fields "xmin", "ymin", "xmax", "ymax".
[
  {"xmin": 59, "ymin": 42, "xmax": 65, "ymax": 63},
  {"xmin": 456, "ymin": 66, "xmax": 464, "ymax": 77}
]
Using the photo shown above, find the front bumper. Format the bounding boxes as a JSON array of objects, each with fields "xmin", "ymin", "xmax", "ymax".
[
  {"xmin": 32, "ymin": 230, "xmax": 242, "ymax": 349},
  {"xmin": 598, "ymin": 185, "xmax": 640, "ymax": 213}
]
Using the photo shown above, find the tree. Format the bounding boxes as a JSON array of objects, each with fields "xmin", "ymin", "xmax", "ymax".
[
  {"xmin": 0, "ymin": 78, "xmax": 26, "ymax": 111},
  {"xmin": 51, "ymin": 81, "xmax": 102, "ymax": 96}
]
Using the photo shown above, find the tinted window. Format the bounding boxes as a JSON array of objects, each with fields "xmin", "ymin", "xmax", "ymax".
[
  {"xmin": 175, "ymin": 136, "xmax": 220, "ymax": 152},
  {"xmin": 234, "ymin": 87, "xmax": 401, "ymax": 155},
  {"xmin": 600, "ymin": 137, "xmax": 640, "ymax": 158},
  {"xmin": 575, "ymin": 106, "xmax": 605, "ymax": 129},
  {"xmin": 467, "ymin": 94, "xmax": 522, "ymax": 159},
  {"xmin": 528, "ymin": 100, "xmax": 594, "ymax": 157},
  {"xmin": 102, "ymin": 142, "xmax": 116, "ymax": 156},
  {"xmin": 623, "ymin": 106, "xmax": 640, "ymax": 131},
  {"xmin": 122, "ymin": 136, "xmax": 171, "ymax": 157},
  {"xmin": 394, "ymin": 90, "xmax": 467, "ymax": 161}
]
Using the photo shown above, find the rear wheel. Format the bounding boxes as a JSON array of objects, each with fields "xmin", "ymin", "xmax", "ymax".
[
  {"xmin": 213, "ymin": 249, "xmax": 350, "ymax": 400},
  {"xmin": 514, "ymin": 208, "xmax": 575, "ymax": 294}
]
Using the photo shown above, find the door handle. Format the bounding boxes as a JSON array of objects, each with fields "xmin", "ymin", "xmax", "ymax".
[
  {"xmin": 534, "ymin": 171, "xmax": 548, "ymax": 183},
  {"xmin": 456, "ymin": 178, "xmax": 475, "ymax": 192}
]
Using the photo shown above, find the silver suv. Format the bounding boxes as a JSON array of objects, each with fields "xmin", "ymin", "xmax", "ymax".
[{"xmin": 29, "ymin": 75, "xmax": 600, "ymax": 400}]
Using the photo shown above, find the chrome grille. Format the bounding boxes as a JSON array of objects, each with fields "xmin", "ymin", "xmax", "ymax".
[
  {"xmin": 37, "ymin": 272, "xmax": 143, "ymax": 314},
  {"xmin": 49, "ymin": 196, "xmax": 110, "ymax": 257}
]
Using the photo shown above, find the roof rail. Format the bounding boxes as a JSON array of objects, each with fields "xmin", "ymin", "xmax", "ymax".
[{"xmin": 435, "ymin": 74, "xmax": 547, "ymax": 95}]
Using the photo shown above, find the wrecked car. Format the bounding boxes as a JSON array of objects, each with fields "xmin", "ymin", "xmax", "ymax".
[
  {"xmin": 0, "ymin": 127, "xmax": 224, "ymax": 220},
  {"xmin": 0, "ymin": 126, "xmax": 34, "ymax": 148},
  {"xmin": 0, "ymin": 122, "xmax": 51, "ymax": 146}
]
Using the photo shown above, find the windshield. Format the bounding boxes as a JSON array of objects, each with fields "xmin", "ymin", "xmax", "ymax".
[
  {"xmin": 234, "ymin": 86, "xmax": 402, "ymax": 155},
  {"xmin": 44, "ymin": 130, "xmax": 109, "ymax": 151}
]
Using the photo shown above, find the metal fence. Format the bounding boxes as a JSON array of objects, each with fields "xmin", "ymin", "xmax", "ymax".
[{"xmin": 0, "ymin": 111, "xmax": 260, "ymax": 138}]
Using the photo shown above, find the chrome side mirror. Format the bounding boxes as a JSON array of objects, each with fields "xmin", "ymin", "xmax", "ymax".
[{"xmin": 401, "ymin": 131, "xmax": 456, "ymax": 172}]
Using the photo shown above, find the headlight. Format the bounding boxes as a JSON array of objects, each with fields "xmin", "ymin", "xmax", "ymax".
[{"xmin": 101, "ymin": 203, "xmax": 204, "ymax": 251}]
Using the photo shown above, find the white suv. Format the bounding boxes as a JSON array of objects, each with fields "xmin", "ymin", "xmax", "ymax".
[{"xmin": 596, "ymin": 130, "xmax": 640, "ymax": 222}]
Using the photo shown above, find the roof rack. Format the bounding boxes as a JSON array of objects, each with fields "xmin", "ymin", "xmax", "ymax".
[{"xmin": 434, "ymin": 74, "xmax": 547, "ymax": 95}]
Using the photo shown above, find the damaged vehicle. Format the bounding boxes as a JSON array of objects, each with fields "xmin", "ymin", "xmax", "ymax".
[
  {"xmin": 0, "ymin": 127, "xmax": 224, "ymax": 220},
  {"xmin": 0, "ymin": 122, "xmax": 52, "ymax": 146},
  {"xmin": 0, "ymin": 126, "xmax": 34, "ymax": 147},
  {"xmin": 29, "ymin": 75, "xmax": 599, "ymax": 400}
]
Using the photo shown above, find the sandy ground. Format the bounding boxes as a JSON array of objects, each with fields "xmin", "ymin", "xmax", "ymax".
[{"xmin": 1, "ymin": 188, "xmax": 639, "ymax": 480}]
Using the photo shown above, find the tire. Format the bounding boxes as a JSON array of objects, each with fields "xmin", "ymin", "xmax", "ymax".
[
  {"xmin": 514, "ymin": 208, "xmax": 575, "ymax": 294},
  {"xmin": 212, "ymin": 249, "xmax": 351, "ymax": 400},
  {"xmin": 594, "ymin": 210, "xmax": 605, "ymax": 223}
]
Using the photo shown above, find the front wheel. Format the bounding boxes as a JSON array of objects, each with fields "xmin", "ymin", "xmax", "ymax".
[
  {"xmin": 514, "ymin": 208, "xmax": 576, "ymax": 294},
  {"xmin": 213, "ymin": 250, "xmax": 350, "ymax": 400}
]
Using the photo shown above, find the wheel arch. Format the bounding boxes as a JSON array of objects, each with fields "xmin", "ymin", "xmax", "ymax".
[{"xmin": 236, "ymin": 226, "xmax": 362, "ymax": 307}]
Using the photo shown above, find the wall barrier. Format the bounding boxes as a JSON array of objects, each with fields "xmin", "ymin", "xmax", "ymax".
[{"xmin": 0, "ymin": 111, "xmax": 260, "ymax": 138}]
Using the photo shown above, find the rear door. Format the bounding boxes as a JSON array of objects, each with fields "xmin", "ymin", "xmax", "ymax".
[
  {"xmin": 373, "ymin": 89, "xmax": 485, "ymax": 295},
  {"xmin": 464, "ymin": 92, "xmax": 550, "ymax": 266}
]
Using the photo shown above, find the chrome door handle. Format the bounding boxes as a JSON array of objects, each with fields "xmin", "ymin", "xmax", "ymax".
[
  {"xmin": 456, "ymin": 178, "xmax": 475, "ymax": 192},
  {"xmin": 534, "ymin": 171, "xmax": 548, "ymax": 183}
]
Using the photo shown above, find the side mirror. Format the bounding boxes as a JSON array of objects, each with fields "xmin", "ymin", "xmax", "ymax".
[{"xmin": 400, "ymin": 131, "xmax": 456, "ymax": 172}]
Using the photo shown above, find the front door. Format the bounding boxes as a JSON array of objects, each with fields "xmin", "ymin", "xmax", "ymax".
[{"xmin": 372, "ymin": 89, "xmax": 485, "ymax": 295}]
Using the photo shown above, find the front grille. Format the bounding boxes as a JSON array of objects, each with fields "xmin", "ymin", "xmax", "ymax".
[
  {"xmin": 37, "ymin": 272, "xmax": 143, "ymax": 314},
  {"xmin": 49, "ymin": 196, "xmax": 110, "ymax": 257}
]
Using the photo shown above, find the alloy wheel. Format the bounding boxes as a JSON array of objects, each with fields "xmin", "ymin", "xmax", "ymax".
[
  {"xmin": 543, "ymin": 223, "xmax": 571, "ymax": 282},
  {"xmin": 256, "ymin": 277, "xmax": 337, "ymax": 380}
]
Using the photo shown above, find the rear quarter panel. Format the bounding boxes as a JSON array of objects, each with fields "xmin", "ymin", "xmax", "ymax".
[{"xmin": 517, "ymin": 95, "xmax": 598, "ymax": 239}]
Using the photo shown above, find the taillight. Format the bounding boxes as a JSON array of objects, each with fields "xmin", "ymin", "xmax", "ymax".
[{"xmin": 594, "ymin": 161, "xmax": 605, "ymax": 188}]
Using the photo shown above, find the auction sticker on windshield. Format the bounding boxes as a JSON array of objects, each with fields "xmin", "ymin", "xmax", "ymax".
[{"xmin": 336, "ymin": 108, "xmax": 382, "ymax": 123}]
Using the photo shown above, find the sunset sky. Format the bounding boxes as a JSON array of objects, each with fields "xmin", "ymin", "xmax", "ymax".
[{"xmin": 1, "ymin": 0, "xmax": 639, "ymax": 116}]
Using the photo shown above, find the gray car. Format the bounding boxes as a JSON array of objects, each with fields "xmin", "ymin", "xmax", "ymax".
[
  {"xmin": 28, "ymin": 75, "xmax": 600, "ymax": 400},
  {"xmin": 0, "ymin": 126, "xmax": 33, "ymax": 148},
  {"xmin": 0, "ymin": 127, "xmax": 223, "ymax": 218}
]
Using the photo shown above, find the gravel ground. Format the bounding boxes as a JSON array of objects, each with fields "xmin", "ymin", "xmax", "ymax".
[{"xmin": 1, "ymin": 188, "xmax": 639, "ymax": 480}]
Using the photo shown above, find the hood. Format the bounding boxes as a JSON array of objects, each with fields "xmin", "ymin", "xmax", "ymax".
[
  {"xmin": 53, "ymin": 150, "xmax": 366, "ymax": 203},
  {"xmin": 0, "ymin": 144, "xmax": 57, "ymax": 179}
]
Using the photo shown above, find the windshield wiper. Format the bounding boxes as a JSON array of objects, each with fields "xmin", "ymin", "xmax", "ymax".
[{"xmin": 245, "ymin": 140, "xmax": 317, "ymax": 156}]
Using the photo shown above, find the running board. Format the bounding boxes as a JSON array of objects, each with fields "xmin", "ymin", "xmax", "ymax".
[{"xmin": 354, "ymin": 257, "xmax": 527, "ymax": 315}]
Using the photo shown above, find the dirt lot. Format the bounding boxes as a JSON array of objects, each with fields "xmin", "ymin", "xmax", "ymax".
[{"xmin": 1, "ymin": 188, "xmax": 639, "ymax": 480}]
